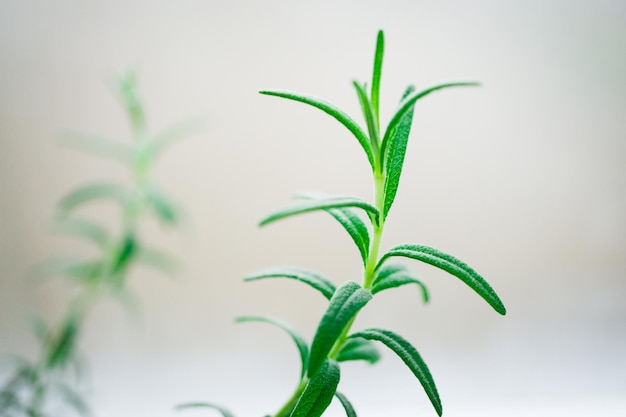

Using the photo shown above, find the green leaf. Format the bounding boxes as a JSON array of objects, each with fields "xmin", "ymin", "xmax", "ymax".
[
  {"xmin": 58, "ymin": 130, "xmax": 133, "ymax": 164},
  {"xmin": 336, "ymin": 337, "xmax": 380, "ymax": 364},
  {"xmin": 335, "ymin": 392, "xmax": 357, "ymax": 417},
  {"xmin": 371, "ymin": 263, "xmax": 429, "ymax": 303},
  {"xmin": 244, "ymin": 266, "xmax": 336, "ymax": 300},
  {"xmin": 259, "ymin": 196, "xmax": 379, "ymax": 227},
  {"xmin": 370, "ymin": 30, "xmax": 384, "ymax": 126},
  {"xmin": 236, "ymin": 315, "xmax": 309, "ymax": 380},
  {"xmin": 380, "ymin": 85, "xmax": 416, "ymax": 219},
  {"xmin": 259, "ymin": 90, "xmax": 374, "ymax": 170},
  {"xmin": 145, "ymin": 186, "xmax": 179, "ymax": 225},
  {"xmin": 135, "ymin": 246, "xmax": 180, "ymax": 277},
  {"xmin": 30, "ymin": 258, "xmax": 103, "ymax": 284},
  {"xmin": 111, "ymin": 234, "xmax": 136, "ymax": 274},
  {"xmin": 117, "ymin": 71, "xmax": 146, "ymax": 135},
  {"xmin": 34, "ymin": 258, "xmax": 104, "ymax": 282},
  {"xmin": 46, "ymin": 318, "xmax": 80, "ymax": 369},
  {"xmin": 376, "ymin": 244, "xmax": 506, "ymax": 314},
  {"xmin": 308, "ymin": 281, "xmax": 372, "ymax": 377},
  {"xmin": 147, "ymin": 116, "xmax": 205, "ymax": 160},
  {"xmin": 380, "ymin": 82, "xmax": 480, "ymax": 162},
  {"xmin": 67, "ymin": 261, "xmax": 103, "ymax": 282},
  {"xmin": 290, "ymin": 360, "xmax": 340, "ymax": 417},
  {"xmin": 349, "ymin": 328, "xmax": 442, "ymax": 416},
  {"xmin": 54, "ymin": 217, "xmax": 109, "ymax": 247},
  {"xmin": 295, "ymin": 193, "xmax": 370, "ymax": 266},
  {"xmin": 175, "ymin": 403, "xmax": 235, "ymax": 417},
  {"xmin": 58, "ymin": 182, "xmax": 128, "ymax": 214},
  {"xmin": 326, "ymin": 208, "xmax": 370, "ymax": 266},
  {"xmin": 353, "ymin": 82, "xmax": 380, "ymax": 156}
]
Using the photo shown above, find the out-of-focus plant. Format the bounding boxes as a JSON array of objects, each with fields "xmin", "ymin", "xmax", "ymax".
[
  {"xmin": 178, "ymin": 30, "xmax": 506, "ymax": 417},
  {"xmin": 0, "ymin": 73, "xmax": 197, "ymax": 416}
]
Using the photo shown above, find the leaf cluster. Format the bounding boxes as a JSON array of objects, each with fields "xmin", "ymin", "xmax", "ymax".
[
  {"xmin": 0, "ymin": 73, "xmax": 193, "ymax": 417},
  {"xmin": 180, "ymin": 30, "xmax": 505, "ymax": 417}
]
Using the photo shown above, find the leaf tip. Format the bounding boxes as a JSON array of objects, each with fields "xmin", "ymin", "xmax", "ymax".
[{"xmin": 497, "ymin": 304, "xmax": 507, "ymax": 316}]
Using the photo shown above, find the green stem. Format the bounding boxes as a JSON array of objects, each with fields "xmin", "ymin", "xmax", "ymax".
[
  {"xmin": 364, "ymin": 171, "xmax": 385, "ymax": 288},
  {"xmin": 273, "ymin": 378, "xmax": 308, "ymax": 417},
  {"xmin": 271, "ymin": 151, "xmax": 387, "ymax": 417}
]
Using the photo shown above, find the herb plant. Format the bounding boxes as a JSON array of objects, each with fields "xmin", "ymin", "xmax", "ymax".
[
  {"xmin": 180, "ymin": 30, "xmax": 505, "ymax": 417},
  {"xmin": 0, "ymin": 73, "xmax": 192, "ymax": 417}
]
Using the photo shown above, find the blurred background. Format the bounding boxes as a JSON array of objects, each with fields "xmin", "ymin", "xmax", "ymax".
[{"xmin": 1, "ymin": 0, "xmax": 624, "ymax": 416}]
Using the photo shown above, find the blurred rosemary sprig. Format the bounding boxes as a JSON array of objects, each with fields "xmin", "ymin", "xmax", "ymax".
[
  {"xmin": 180, "ymin": 30, "xmax": 505, "ymax": 417},
  {"xmin": 0, "ymin": 73, "xmax": 198, "ymax": 417}
]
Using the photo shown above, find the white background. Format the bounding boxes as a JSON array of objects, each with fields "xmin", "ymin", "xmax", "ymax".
[{"xmin": 1, "ymin": 1, "xmax": 625, "ymax": 416}]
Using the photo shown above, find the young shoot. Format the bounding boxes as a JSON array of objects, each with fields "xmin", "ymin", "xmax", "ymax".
[
  {"xmin": 180, "ymin": 30, "xmax": 505, "ymax": 417},
  {"xmin": 0, "ymin": 73, "xmax": 196, "ymax": 417}
]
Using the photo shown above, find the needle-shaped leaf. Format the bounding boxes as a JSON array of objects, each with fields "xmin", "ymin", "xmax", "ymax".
[
  {"xmin": 111, "ymin": 234, "xmax": 136, "ymax": 274},
  {"xmin": 29, "ymin": 258, "xmax": 103, "ymax": 285},
  {"xmin": 54, "ymin": 217, "xmax": 109, "ymax": 248},
  {"xmin": 336, "ymin": 337, "xmax": 380, "ymax": 364},
  {"xmin": 377, "ymin": 244, "xmax": 506, "ymax": 315},
  {"xmin": 295, "ymin": 193, "xmax": 370, "ymax": 266},
  {"xmin": 335, "ymin": 392, "xmax": 357, "ymax": 417},
  {"xmin": 290, "ymin": 360, "xmax": 340, "ymax": 417},
  {"xmin": 308, "ymin": 281, "xmax": 372, "ymax": 377},
  {"xmin": 46, "ymin": 318, "xmax": 80, "ymax": 369},
  {"xmin": 259, "ymin": 90, "xmax": 374, "ymax": 170},
  {"xmin": 327, "ymin": 208, "xmax": 370, "ymax": 266},
  {"xmin": 353, "ymin": 82, "xmax": 380, "ymax": 156},
  {"xmin": 58, "ymin": 182, "xmax": 128, "ymax": 214},
  {"xmin": 371, "ymin": 263, "xmax": 429, "ymax": 303},
  {"xmin": 175, "ymin": 403, "xmax": 236, "ymax": 417},
  {"xmin": 370, "ymin": 30, "xmax": 384, "ymax": 127},
  {"xmin": 147, "ymin": 116, "xmax": 205, "ymax": 160},
  {"xmin": 349, "ymin": 328, "xmax": 442, "ymax": 416},
  {"xmin": 244, "ymin": 266, "xmax": 336, "ymax": 300},
  {"xmin": 135, "ymin": 246, "xmax": 180, "ymax": 277},
  {"xmin": 117, "ymin": 72, "xmax": 146, "ymax": 135},
  {"xmin": 58, "ymin": 130, "xmax": 133, "ymax": 164},
  {"xmin": 236, "ymin": 315, "xmax": 309, "ymax": 380},
  {"xmin": 380, "ymin": 85, "xmax": 416, "ymax": 219},
  {"xmin": 145, "ymin": 186, "xmax": 179, "ymax": 225},
  {"xmin": 260, "ymin": 196, "xmax": 379, "ymax": 227},
  {"xmin": 380, "ymin": 82, "xmax": 479, "ymax": 159}
]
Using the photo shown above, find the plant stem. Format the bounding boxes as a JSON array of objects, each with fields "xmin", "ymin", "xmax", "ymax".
[
  {"xmin": 328, "ymin": 169, "xmax": 386, "ymax": 355},
  {"xmin": 273, "ymin": 378, "xmax": 308, "ymax": 417},
  {"xmin": 364, "ymin": 170, "xmax": 385, "ymax": 289},
  {"xmin": 272, "ymin": 152, "xmax": 387, "ymax": 417}
]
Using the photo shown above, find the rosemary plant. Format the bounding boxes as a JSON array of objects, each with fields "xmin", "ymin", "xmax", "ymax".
[
  {"xmin": 179, "ymin": 30, "xmax": 505, "ymax": 417},
  {"xmin": 0, "ymin": 73, "xmax": 192, "ymax": 417}
]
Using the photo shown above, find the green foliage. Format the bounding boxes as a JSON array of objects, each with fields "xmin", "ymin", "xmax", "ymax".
[
  {"xmin": 307, "ymin": 282, "xmax": 371, "ymax": 377},
  {"xmin": 244, "ymin": 267, "xmax": 336, "ymax": 300},
  {"xmin": 289, "ymin": 360, "xmax": 340, "ymax": 417},
  {"xmin": 371, "ymin": 263, "xmax": 429, "ymax": 302},
  {"xmin": 236, "ymin": 316, "xmax": 310, "ymax": 380},
  {"xmin": 350, "ymin": 328, "xmax": 442, "ymax": 416},
  {"xmin": 258, "ymin": 90, "xmax": 374, "ymax": 170},
  {"xmin": 259, "ymin": 195, "xmax": 379, "ymax": 227},
  {"xmin": 335, "ymin": 391, "xmax": 357, "ymax": 417},
  {"xmin": 294, "ymin": 193, "xmax": 371, "ymax": 266},
  {"xmin": 0, "ymin": 72, "xmax": 191, "ymax": 417},
  {"xmin": 182, "ymin": 30, "xmax": 505, "ymax": 417},
  {"xmin": 377, "ymin": 244, "xmax": 506, "ymax": 315},
  {"xmin": 335, "ymin": 338, "xmax": 380, "ymax": 364}
]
